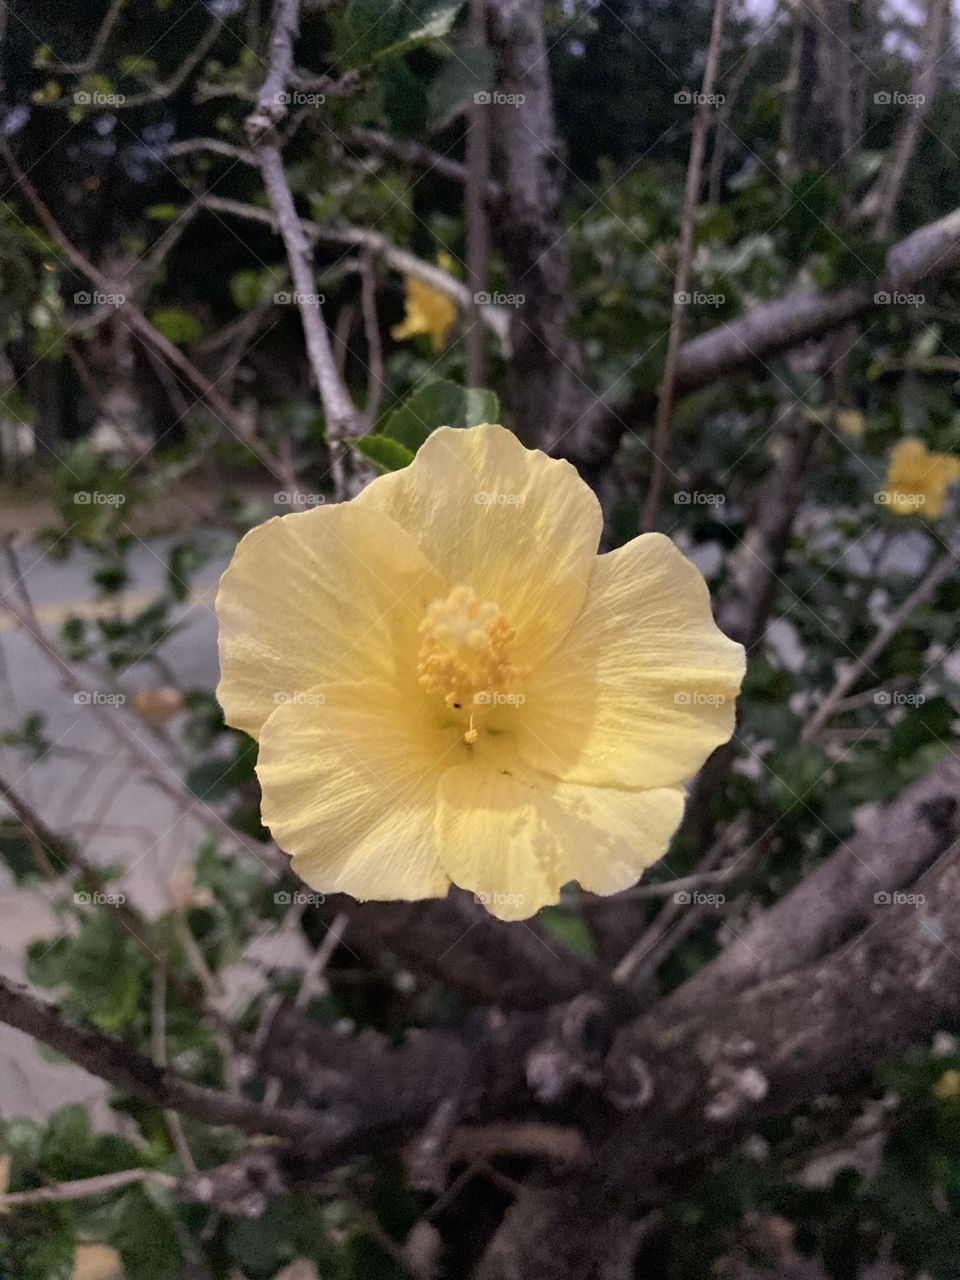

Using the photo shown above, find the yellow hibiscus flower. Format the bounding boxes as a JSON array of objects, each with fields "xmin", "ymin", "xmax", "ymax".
[
  {"xmin": 391, "ymin": 271, "xmax": 458, "ymax": 351},
  {"xmin": 216, "ymin": 425, "xmax": 745, "ymax": 920},
  {"xmin": 881, "ymin": 437, "xmax": 960, "ymax": 517}
]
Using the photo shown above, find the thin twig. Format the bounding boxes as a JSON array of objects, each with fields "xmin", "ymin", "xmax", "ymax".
[
  {"xmin": 358, "ymin": 250, "xmax": 384, "ymax": 426},
  {"xmin": 245, "ymin": 0, "xmax": 361, "ymax": 499},
  {"xmin": 641, "ymin": 0, "xmax": 726, "ymax": 531},
  {"xmin": 0, "ymin": 1168, "xmax": 179, "ymax": 1207},
  {"xmin": 465, "ymin": 0, "xmax": 490, "ymax": 388}
]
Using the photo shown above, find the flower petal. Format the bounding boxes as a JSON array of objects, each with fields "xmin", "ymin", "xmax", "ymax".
[
  {"xmin": 436, "ymin": 757, "xmax": 685, "ymax": 920},
  {"xmin": 257, "ymin": 681, "xmax": 454, "ymax": 902},
  {"xmin": 216, "ymin": 504, "xmax": 443, "ymax": 739},
  {"xmin": 515, "ymin": 533, "xmax": 745, "ymax": 789},
  {"xmin": 355, "ymin": 424, "xmax": 602, "ymax": 670}
]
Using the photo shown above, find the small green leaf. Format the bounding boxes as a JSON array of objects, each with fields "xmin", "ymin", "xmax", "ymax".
[
  {"xmin": 340, "ymin": 0, "xmax": 463, "ymax": 65},
  {"xmin": 381, "ymin": 380, "xmax": 499, "ymax": 452},
  {"xmin": 354, "ymin": 434, "xmax": 416, "ymax": 473},
  {"xmin": 144, "ymin": 204, "xmax": 180, "ymax": 223},
  {"xmin": 148, "ymin": 308, "xmax": 203, "ymax": 345}
]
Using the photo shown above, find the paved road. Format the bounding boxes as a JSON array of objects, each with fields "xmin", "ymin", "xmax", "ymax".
[{"xmin": 0, "ymin": 533, "xmax": 232, "ymax": 1122}]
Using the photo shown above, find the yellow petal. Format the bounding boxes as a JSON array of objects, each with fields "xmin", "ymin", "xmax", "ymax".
[
  {"xmin": 356, "ymin": 424, "xmax": 602, "ymax": 671},
  {"xmin": 257, "ymin": 680, "xmax": 453, "ymax": 902},
  {"xmin": 216, "ymin": 504, "xmax": 443, "ymax": 739},
  {"xmin": 436, "ymin": 756, "xmax": 685, "ymax": 920},
  {"xmin": 515, "ymin": 533, "xmax": 745, "ymax": 789}
]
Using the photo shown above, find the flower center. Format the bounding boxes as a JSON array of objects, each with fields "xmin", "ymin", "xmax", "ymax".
[{"xmin": 417, "ymin": 585, "xmax": 519, "ymax": 743}]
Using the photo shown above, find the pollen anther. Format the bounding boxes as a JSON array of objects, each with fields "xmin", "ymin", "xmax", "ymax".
[{"xmin": 418, "ymin": 585, "xmax": 519, "ymax": 739}]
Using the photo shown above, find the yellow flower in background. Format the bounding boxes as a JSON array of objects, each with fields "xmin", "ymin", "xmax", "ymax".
[
  {"xmin": 391, "ymin": 258, "xmax": 458, "ymax": 351},
  {"xmin": 934, "ymin": 1069, "xmax": 960, "ymax": 1101},
  {"xmin": 881, "ymin": 438, "xmax": 960, "ymax": 517},
  {"xmin": 216, "ymin": 425, "xmax": 745, "ymax": 920}
]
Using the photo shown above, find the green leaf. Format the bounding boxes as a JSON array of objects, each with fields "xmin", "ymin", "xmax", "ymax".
[
  {"xmin": 229, "ymin": 268, "xmax": 267, "ymax": 312},
  {"xmin": 148, "ymin": 308, "xmax": 203, "ymax": 345},
  {"xmin": 87, "ymin": 1187, "xmax": 182, "ymax": 1280},
  {"xmin": 144, "ymin": 204, "xmax": 180, "ymax": 223},
  {"xmin": 40, "ymin": 1106, "xmax": 94, "ymax": 1179},
  {"xmin": 381, "ymin": 380, "xmax": 499, "ymax": 452},
  {"xmin": 353, "ymin": 434, "xmax": 416, "ymax": 473},
  {"xmin": 538, "ymin": 905, "xmax": 596, "ymax": 957},
  {"xmin": 340, "ymin": 0, "xmax": 463, "ymax": 65}
]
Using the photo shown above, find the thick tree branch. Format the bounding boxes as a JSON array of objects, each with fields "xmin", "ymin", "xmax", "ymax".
[
  {"xmin": 562, "ymin": 206, "xmax": 960, "ymax": 473},
  {"xmin": 0, "ymin": 977, "xmax": 350, "ymax": 1155},
  {"xmin": 487, "ymin": 0, "xmax": 584, "ymax": 449}
]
